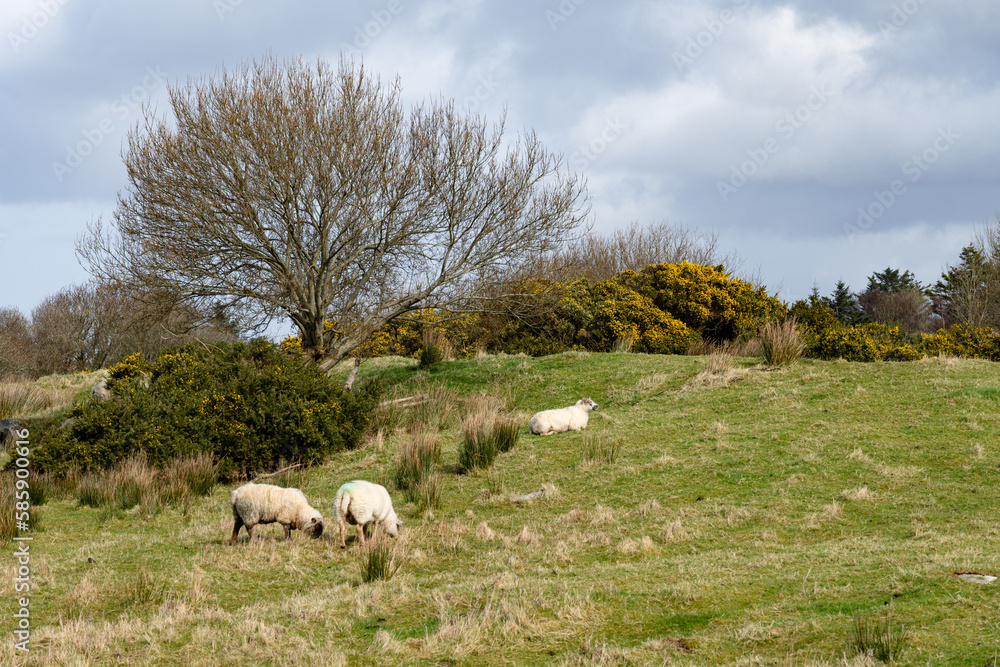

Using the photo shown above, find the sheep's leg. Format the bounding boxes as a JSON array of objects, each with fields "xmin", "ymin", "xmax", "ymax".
[
  {"xmin": 246, "ymin": 524, "xmax": 255, "ymax": 542},
  {"xmin": 338, "ymin": 518, "xmax": 347, "ymax": 549},
  {"xmin": 284, "ymin": 524, "xmax": 292, "ymax": 540},
  {"xmin": 357, "ymin": 523, "xmax": 365, "ymax": 547},
  {"xmin": 231, "ymin": 515, "xmax": 244, "ymax": 545}
]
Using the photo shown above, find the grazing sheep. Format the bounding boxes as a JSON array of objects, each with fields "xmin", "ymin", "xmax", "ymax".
[
  {"xmin": 230, "ymin": 482, "xmax": 324, "ymax": 545},
  {"xmin": 529, "ymin": 398, "xmax": 599, "ymax": 436},
  {"xmin": 334, "ymin": 480, "xmax": 402, "ymax": 549}
]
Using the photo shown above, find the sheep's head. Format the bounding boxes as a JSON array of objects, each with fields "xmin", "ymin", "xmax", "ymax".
[
  {"xmin": 578, "ymin": 398, "xmax": 599, "ymax": 412},
  {"xmin": 299, "ymin": 510, "xmax": 324, "ymax": 538},
  {"xmin": 383, "ymin": 513, "xmax": 404, "ymax": 538}
]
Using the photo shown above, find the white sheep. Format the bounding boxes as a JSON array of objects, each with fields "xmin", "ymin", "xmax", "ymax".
[
  {"xmin": 528, "ymin": 398, "xmax": 599, "ymax": 436},
  {"xmin": 334, "ymin": 480, "xmax": 403, "ymax": 549},
  {"xmin": 230, "ymin": 482, "xmax": 324, "ymax": 545}
]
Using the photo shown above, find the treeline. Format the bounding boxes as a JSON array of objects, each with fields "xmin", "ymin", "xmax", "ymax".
[
  {"xmin": 5, "ymin": 218, "xmax": 1000, "ymax": 380},
  {"xmin": 0, "ymin": 282, "xmax": 238, "ymax": 381}
]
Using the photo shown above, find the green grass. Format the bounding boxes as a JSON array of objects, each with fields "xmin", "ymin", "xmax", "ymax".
[{"xmin": 7, "ymin": 352, "xmax": 1000, "ymax": 665}]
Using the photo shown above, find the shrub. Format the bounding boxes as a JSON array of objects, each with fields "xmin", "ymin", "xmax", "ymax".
[
  {"xmin": 812, "ymin": 326, "xmax": 881, "ymax": 362},
  {"xmin": 27, "ymin": 340, "xmax": 380, "ymax": 479},
  {"xmin": 883, "ymin": 344, "xmax": 922, "ymax": 362},
  {"xmin": 758, "ymin": 319, "xmax": 804, "ymax": 366},
  {"xmin": 787, "ymin": 295, "xmax": 840, "ymax": 335},
  {"xmin": 588, "ymin": 281, "xmax": 698, "ymax": 355},
  {"xmin": 635, "ymin": 262, "xmax": 786, "ymax": 341},
  {"xmin": 920, "ymin": 324, "xmax": 1000, "ymax": 360}
]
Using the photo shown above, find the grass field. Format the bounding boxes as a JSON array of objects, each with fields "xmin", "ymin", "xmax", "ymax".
[{"xmin": 4, "ymin": 352, "xmax": 1000, "ymax": 665}]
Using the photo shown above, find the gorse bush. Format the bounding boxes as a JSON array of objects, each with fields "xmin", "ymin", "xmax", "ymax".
[{"xmin": 27, "ymin": 340, "xmax": 380, "ymax": 478}]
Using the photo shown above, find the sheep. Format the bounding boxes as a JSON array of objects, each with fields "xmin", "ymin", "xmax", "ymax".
[
  {"xmin": 528, "ymin": 398, "xmax": 599, "ymax": 436},
  {"xmin": 334, "ymin": 480, "xmax": 403, "ymax": 549},
  {"xmin": 230, "ymin": 482, "xmax": 324, "ymax": 545}
]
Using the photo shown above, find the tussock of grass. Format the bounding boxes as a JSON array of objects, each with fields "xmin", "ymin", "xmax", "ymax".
[
  {"xmin": 459, "ymin": 408, "xmax": 519, "ymax": 473},
  {"xmin": 849, "ymin": 610, "xmax": 909, "ymax": 663},
  {"xmin": 361, "ymin": 536, "xmax": 404, "ymax": 583},
  {"xmin": 0, "ymin": 383, "xmax": 48, "ymax": 419},
  {"xmin": 393, "ymin": 431, "xmax": 441, "ymax": 501},
  {"xmin": 612, "ymin": 334, "xmax": 635, "ymax": 353},
  {"xmin": 759, "ymin": 318, "xmax": 805, "ymax": 366},
  {"xmin": 0, "ymin": 472, "xmax": 38, "ymax": 540},
  {"xmin": 582, "ymin": 432, "xmax": 621, "ymax": 465},
  {"xmin": 460, "ymin": 412, "xmax": 500, "ymax": 472},
  {"xmin": 77, "ymin": 452, "xmax": 218, "ymax": 514}
]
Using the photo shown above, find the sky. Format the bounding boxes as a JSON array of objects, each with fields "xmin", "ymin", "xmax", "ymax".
[{"xmin": 1, "ymin": 0, "xmax": 998, "ymax": 321}]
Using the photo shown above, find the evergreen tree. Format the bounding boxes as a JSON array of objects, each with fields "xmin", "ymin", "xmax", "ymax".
[
  {"xmin": 866, "ymin": 267, "xmax": 922, "ymax": 294},
  {"xmin": 828, "ymin": 280, "xmax": 865, "ymax": 325}
]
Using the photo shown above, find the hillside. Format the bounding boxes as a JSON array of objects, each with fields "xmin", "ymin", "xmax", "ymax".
[{"xmin": 6, "ymin": 352, "xmax": 1000, "ymax": 665}]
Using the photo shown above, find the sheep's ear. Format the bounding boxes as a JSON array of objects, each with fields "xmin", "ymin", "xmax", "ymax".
[{"xmin": 397, "ymin": 518, "xmax": 404, "ymax": 526}]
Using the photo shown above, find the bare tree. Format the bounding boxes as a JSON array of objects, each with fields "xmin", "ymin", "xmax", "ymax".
[
  {"xmin": 545, "ymin": 221, "xmax": 740, "ymax": 283},
  {"xmin": 0, "ymin": 308, "xmax": 37, "ymax": 380},
  {"xmin": 78, "ymin": 56, "xmax": 588, "ymax": 370},
  {"xmin": 27, "ymin": 282, "xmax": 238, "ymax": 377}
]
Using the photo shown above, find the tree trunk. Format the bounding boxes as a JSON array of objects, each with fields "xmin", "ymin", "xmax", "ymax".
[{"xmin": 343, "ymin": 358, "xmax": 362, "ymax": 392}]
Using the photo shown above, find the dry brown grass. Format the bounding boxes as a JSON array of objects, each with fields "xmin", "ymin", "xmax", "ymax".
[
  {"xmin": 688, "ymin": 338, "xmax": 762, "ymax": 357},
  {"xmin": 76, "ymin": 452, "xmax": 218, "ymax": 514},
  {"xmin": 0, "ymin": 370, "xmax": 108, "ymax": 420},
  {"xmin": 758, "ymin": 318, "xmax": 805, "ymax": 366}
]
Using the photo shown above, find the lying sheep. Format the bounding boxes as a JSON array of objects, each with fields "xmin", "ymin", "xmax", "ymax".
[
  {"xmin": 334, "ymin": 480, "xmax": 402, "ymax": 549},
  {"xmin": 230, "ymin": 482, "xmax": 324, "ymax": 545},
  {"xmin": 529, "ymin": 398, "xmax": 599, "ymax": 436}
]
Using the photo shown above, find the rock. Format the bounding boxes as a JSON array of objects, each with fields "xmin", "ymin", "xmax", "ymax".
[
  {"xmin": 91, "ymin": 379, "xmax": 111, "ymax": 402},
  {"xmin": 60, "ymin": 418, "xmax": 76, "ymax": 430},
  {"xmin": 0, "ymin": 419, "xmax": 24, "ymax": 447}
]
